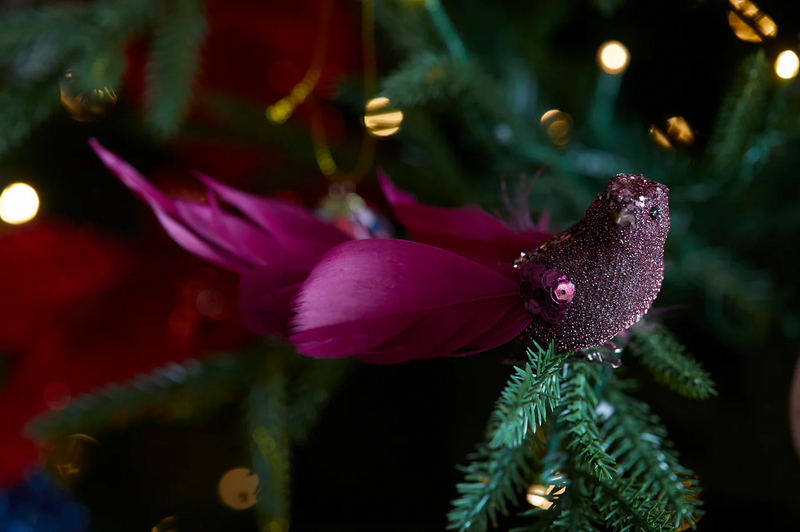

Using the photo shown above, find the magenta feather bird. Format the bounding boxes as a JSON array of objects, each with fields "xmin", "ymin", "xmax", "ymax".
[{"xmin": 293, "ymin": 173, "xmax": 671, "ymax": 361}]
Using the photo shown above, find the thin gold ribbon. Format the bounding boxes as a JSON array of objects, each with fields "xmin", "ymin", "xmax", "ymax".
[{"xmin": 267, "ymin": 0, "xmax": 378, "ymax": 185}]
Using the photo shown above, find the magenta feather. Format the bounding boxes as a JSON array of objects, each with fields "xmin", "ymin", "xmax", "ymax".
[
  {"xmin": 291, "ymin": 239, "xmax": 530, "ymax": 362},
  {"xmin": 378, "ymin": 169, "xmax": 551, "ymax": 262}
]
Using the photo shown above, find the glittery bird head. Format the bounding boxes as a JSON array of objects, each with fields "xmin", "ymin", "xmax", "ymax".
[{"xmin": 585, "ymin": 173, "xmax": 670, "ymax": 248}]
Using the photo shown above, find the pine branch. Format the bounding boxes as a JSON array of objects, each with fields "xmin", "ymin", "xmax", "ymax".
[
  {"xmin": 374, "ymin": 0, "xmax": 436, "ymax": 57},
  {"xmin": 0, "ymin": 77, "xmax": 62, "ymax": 156},
  {"xmin": 488, "ymin": 344, "xmax": 568, "ymax": 449},
  {"xmin": 382, "ymin": 52, "xmax": 506, "ymax": 122},
  {"xmin": 247, "ymin": 351, "xmax": 291, "ymax": 532},
  {"xmin": 627, "ymin": 324, "xmax": 716, "ymax": 399},
  {"xmin": 670, "ymin": 233, "xmax": 772, "ymax": 342},
  {"xmin": 600, "ymin": 382, "xmax": 703, "ymax": 530},
  {"xmin": 145, "ymin": 0, "xmax": 207, "ymax": 137},
  {"xmin": 517, "ymin": 483, "xmax": 601, "ymax": 532},
  {"xmin": 447, "ymin": 438, "xmax": 537, "ymax": 532},
  {"xmin": 708, "ymin": 50, "xmax": 770, "ymax": 172},
  {"xmin": 549, "ymin": 484, "xmax": 602, "ymax": 532},
  {"xmin": 27, "ymin": 351, "xmax": 263, "ymax": 441},
  {"xmin": 558, "ymin": 365, "xmax": 616, "ymax": 481},
  {"xmin": 589, "ymin": 474, "xmax": 673, "ymax": 532}
]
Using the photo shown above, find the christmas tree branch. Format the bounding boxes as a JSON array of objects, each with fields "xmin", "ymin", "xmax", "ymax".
[
  {"xmin": 488, "ymin": 344, "xmax": 567, "ymax": 449},
  {"xmin": 27, "ymin": 351, "xmax": 263, "ymax": 441},
  {"xmin": 589, "ymin": 474, "xmax": 673, "ymax": 532},
  {"xmin": 145, "ymin": 0, "xmax": 207, "ymax": 137},
  {"xmin": 708, "ymin": 50, "xmax": 770, "ymax": 173},
  {"xmin": 447, "ymin": 438, "xmax": 537, "ymax": 532},
  {"xmin": 543, "ymin": 483, "xmax": 602, "ymax": 532},
  {"xmin": 600, "ymin": 382, "xmax": 702, "ymax": 529},
  {"xmin": 247, "ymin": 351, "xmax": 291, "ymax": 532},
  {"xmin": 382, "ymin": 52, "xmax": 506, "ymax": 122},
  {"xmin": 627, "ymin": 324, "xmax": 716, "ymax": 400},
  {"xmin": 559, "ymin": 365, "xmax": 616, "ymax": 481}
]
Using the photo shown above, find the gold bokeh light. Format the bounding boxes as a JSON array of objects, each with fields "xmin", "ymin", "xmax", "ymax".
[
  {"xmin": 540, "ymin": 109, "xmax": 561, "ymax": 124},
  {"xmin": 364, "ymin": 97, "xmax": 403, "ymax": 137},
  {"xmin": 540, "ymin": 110, "xmax": 573, "ymax": 147},
  {"xmin": 649, "ymin": 126, "xmax": 672, "ymax": 149},
  {"xmin": 775, "ymin": 50, "xmax": 800, "ymax": 80},
  {"xmin": 727, "ymin": 0, "xmax": 776, "ymax": 43},
  {"xmin": 597, "ymin": 41, "xmax": 630, "ymax": 75},
  {"xmin": 60, "ymin": 71, "xmax": 118, "ymax": 122},
  {"xmin": 665, "ymin": 117, "xmax": 695, "ymax": 145},
  {"xmin": 218, "ymin": 467, "xmax": 260, "ymax": 510},
  {"xmin": 526, "ymin": 483, "xmax": 566, "ymax": 510},
  {"xmin": 0, "ymin": 182, "xmax": 39, "ymax": 225}
]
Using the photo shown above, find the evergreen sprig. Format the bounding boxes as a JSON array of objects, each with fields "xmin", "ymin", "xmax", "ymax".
[
  {"xmin": 447, "ymin": 437, "xmax": 538, "ymax": 532},
  {"xmin": 601, "ymin": 382, "xmax": 702, "ymax": 530},
  {"xmin": 559, "ymin": 365, "xmax": 617, "ymax": 481},
  {"xmin": 27, "ymin": 351, "xmax": 263, "ymax": 441},
  {"xmin": 488, "ymin": 344, "xmax": 568, "ymax": 449},
  {"xmin": 627, "ymin": 324, "xmax": 716, "ymax": 399},
  {"xmin": 517, "ymin": 479, "xmax": 601, "ymax": 532},
  {"xmin": 145, "ymin": 0, "xmax": 207, "ymax": 137},
  {"xmin": 708, "ymin": 50, "xmax": 770, "ymax": 174},
  {"xmin": 547, "ymin": 481, "xmax": 602, "ymax": 532},
  {"xmin": 247, "ymin": 350, "xmax": 292, "ymax": 531},
  {"xmin": 0, "ymin": 0, "xmax": 195, "ymax": 154},
  {"xmin": 589, "ymin": 475, "xmax": 673, "ymax": 532},
  {"xmin": 382, "ymin": 52, "xmax": 507, "ymax": 123}
]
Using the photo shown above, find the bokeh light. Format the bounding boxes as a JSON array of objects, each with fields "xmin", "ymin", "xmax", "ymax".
[
  {"xmin": 152, "ymin": 516, "xmax": 178, "ymax": 532},
  {"xmin": 540, "ymin": 109, "xmax": 561, "ymax": 124},
  {"xmin": 775, "ymin": 50, "xmax": 799, "ymax": 80},
  {"xmin": 526, "ymin": 483, "xmax": 566, "ymax": 510},
  {"xmin": 727, "ymin": 0, "xmax": 776, "ymax": 43},
  {"xmin": 364, "ymin": 97, "xmax": 403, "ymax": 137},
  {"xmin": 597, "ymin": 41, "xmax": 629, "ymax": 75},
  {"xmin": 45, "ymin": 435, "xmax": 99, "ymax": 485},
  {"xmin": 218, "ymin": 467, "xmax": 260, "ymax": 510},
  {"xmin": 60, "ymin": 71, "xmax": 118, "ymax": 122},
  {"xmin": 665, "ymin": 116, "xmax": 695, "ymax": 145},
  {"xmin": 0, "ymin": 183, "xmax": 39, "ymax": 224},
  {"xmin": 540, "ymin": 110, "xmax": 573, "ymax": 146}
]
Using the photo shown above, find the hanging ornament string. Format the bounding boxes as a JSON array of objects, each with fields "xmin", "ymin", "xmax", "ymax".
[
  {"xmin": 265, "ymin": 0, "xmax": 334, "ymax": 124},
  {"xmin": 266, "ymin": 0, "xmax": 378, "ymax": 185}
]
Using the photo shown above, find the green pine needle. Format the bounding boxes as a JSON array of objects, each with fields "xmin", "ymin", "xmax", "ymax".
[
  {"xmin": 27, "ymin": 351, "xmax": 263, "ymax": 441},
  {"xmin": 559, "ymin": 365, "xmax": 617, "ymax": 481},
  {"xmin": 589, "ymin": 474, "xmax": 673, "ymax": 532},
  {"xmin": 0, "ymin": 78, "xmax": 62, "ymax": 157},
  {"xmin": 447, "ymin": 439, "xmax": 537, "ymax": 532},
  {"xmin": 488, "ymin": 344, "xmax": 568, "ymax": 449},
  {"xmin": 382, "ymin": 52, "xmax": 506, "ymax": 123},
  {"xmin": 708, "ymin": 50, "xmax": 769, "ymax": 173},
  {"xmin": 449, "ymin": 344, "xmax": 564, "ymax": 532},
  {"xmin": 627, "ymin": 324, "xmax": 717, "ymax": 399},
  {"xmin": 600, "ymin": 381, "xmax": 703, "ymax": 530},
  {"xmin": 145, "ymin": 0, "xmax": 207, "ymax": 137},
  {"xmin": 247, "ymin": 351, "xmax": 291, "ymax": 529}
]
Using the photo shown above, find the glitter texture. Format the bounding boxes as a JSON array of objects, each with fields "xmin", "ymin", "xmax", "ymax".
[{"xmin": 517, "ymin": 174, "xmax": 670, "ymax": 352}]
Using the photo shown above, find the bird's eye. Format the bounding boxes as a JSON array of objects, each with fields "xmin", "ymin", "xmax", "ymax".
[{"xmin": 648, "ymin": 207, "xmax": 659, "ymax": 220}]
